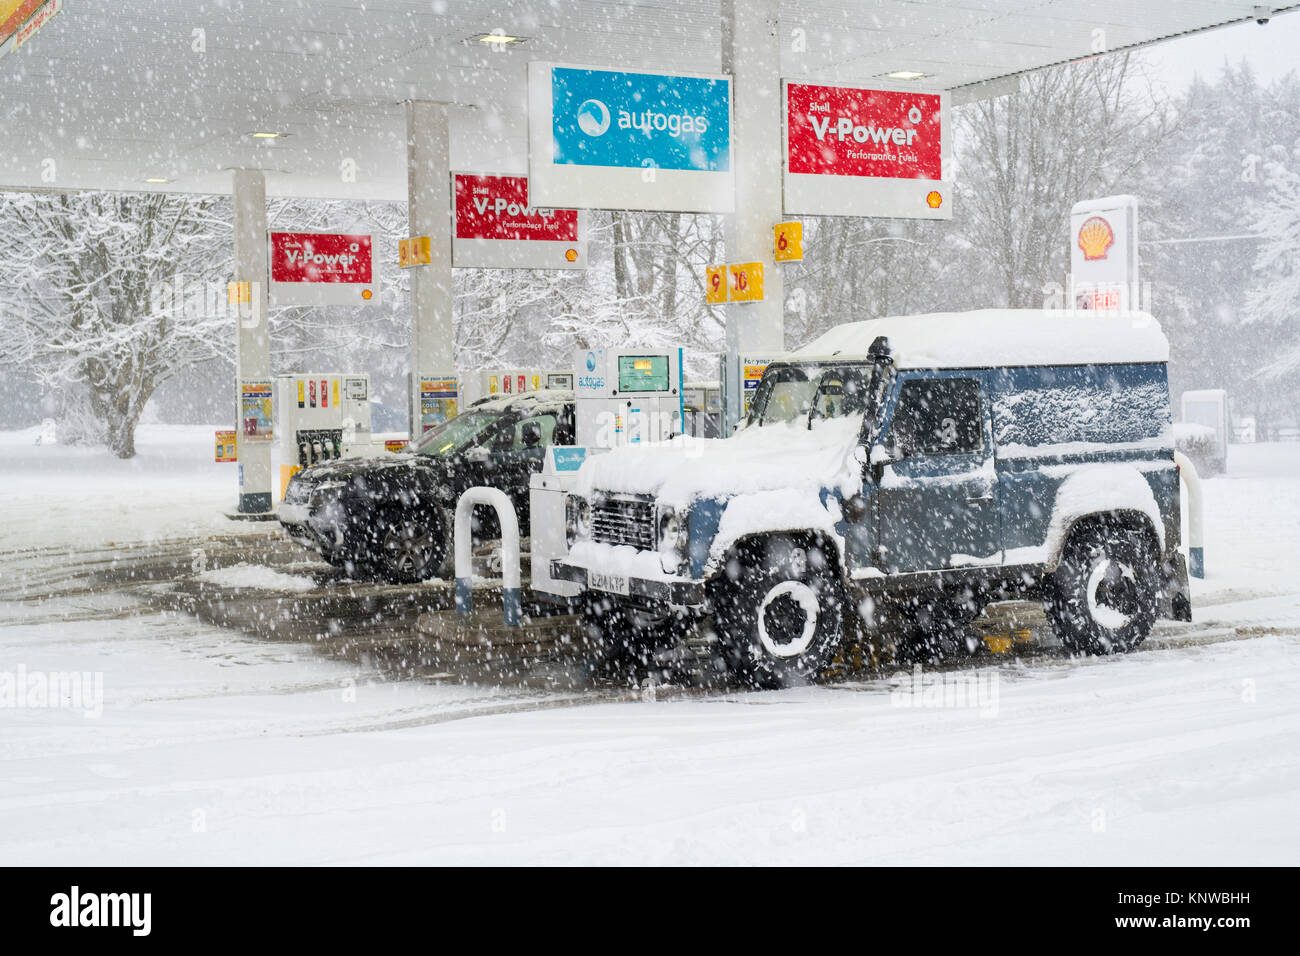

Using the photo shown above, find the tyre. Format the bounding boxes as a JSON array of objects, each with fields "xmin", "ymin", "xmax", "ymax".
[
  {"xmin": 369, "ymin": 506, "xmax": 447, "ymax": 584},
  {"xmin": 1045, "ymin": 519, "xmax": 1160, "ymax": 654},
  {"xmin": 710, "ymin": 535, "xmax": 846, "ymax": 687}
]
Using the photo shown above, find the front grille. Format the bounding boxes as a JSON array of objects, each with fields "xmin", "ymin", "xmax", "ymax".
[{"xmin": 591, "ymin": 498, "xmax": 655, "ymax": 550}]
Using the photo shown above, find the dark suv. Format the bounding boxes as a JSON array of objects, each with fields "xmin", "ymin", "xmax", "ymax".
[{"xmin": 280, "ymin": 389, "xmax": 574, "ymax": 583}]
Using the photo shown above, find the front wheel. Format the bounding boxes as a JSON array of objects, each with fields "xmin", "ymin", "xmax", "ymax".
[
  {"xmin": 1045, "ymin": 520, "xmax": 1160, "ymax": 654},
  {"xmin": 710, "ymin": 536, "xmax": 846, "ymax": 687},
  {"xmin": 370, "ymin": 507, "xmax": 448, "ymax": 584}
]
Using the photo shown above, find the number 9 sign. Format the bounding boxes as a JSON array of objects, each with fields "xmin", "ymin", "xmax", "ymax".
[{"xmin": 706, "ymin": 265, "xmax": 727, "ymax": 304}]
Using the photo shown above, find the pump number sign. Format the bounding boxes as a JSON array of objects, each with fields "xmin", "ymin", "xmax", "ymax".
[
  {"xmin": 705, "ymin": 262, "xmax": 764, "ymax": 303},
  {"xmin": 728, "ymin": 262, "xmax": 764, "ymax": 302},
  {"xmin": 706, "ymin": 266, "xmax": 727, "ymax": 304}
]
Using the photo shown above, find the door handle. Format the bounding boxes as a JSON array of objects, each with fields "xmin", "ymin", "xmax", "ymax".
[{"xmin": 965, "ymin": 494, "xmax": 993, "ymax": 504}]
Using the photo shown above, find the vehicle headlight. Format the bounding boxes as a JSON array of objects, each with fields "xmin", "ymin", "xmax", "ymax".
[
  {"xmin": 657, "ymin": 505, "xmax": 689, "ymax": 573},
  {"xmin": 565, "ymin": 495, "xmax": 591, "ymax": 547},
  {"xmin": 308, "ymin": 480, "xmax": 349, "ymax": 508}
]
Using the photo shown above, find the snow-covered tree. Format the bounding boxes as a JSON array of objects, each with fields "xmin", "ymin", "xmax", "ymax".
[
  {"xmin": 955, "ymin": 53, "xmax": 1173, "ymax": 308},
  {"xmin": 1144, "ymin": 64, "xmax": 1300, "ymax": 425},
  {"xmin": 0, "ymin": 190, "xmax": 230, "ymax": 456},
  {"xmin": 1243, "ymin": 156, "xmax": 1300, "ymax": 423}
]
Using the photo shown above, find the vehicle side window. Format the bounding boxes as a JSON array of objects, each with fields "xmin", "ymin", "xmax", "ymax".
[
  {"xmin": 811, "ymin": 369, "xmax": 868, "ymax": 422},
  {"xmin": 756, "ymin": 367, "xmax": 817, "ymax": 426},
  {"xmin": 510, "ymin": 413, "xmax": 558, "ymax": 450},
  {"xmin": 891, "ymin": 379, "xmax": 984, "ymax": 457},
  {"xmin": 554, "ymin": 406, "xmax": 575, "ymax": 445}
]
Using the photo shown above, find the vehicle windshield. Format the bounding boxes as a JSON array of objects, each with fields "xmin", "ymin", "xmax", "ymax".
[
  {"xmin": 412, "ymin": 408, "xmax": 504, "ymax": 456},
  {"xmin": 749, "ymin": 363, "xmax": 887, "ymax": 429}
]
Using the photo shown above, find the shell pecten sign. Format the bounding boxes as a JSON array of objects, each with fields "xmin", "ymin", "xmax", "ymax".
[{"xmin": 1077, "ymin": 216, "xmax": 1115, "ymax": 261}]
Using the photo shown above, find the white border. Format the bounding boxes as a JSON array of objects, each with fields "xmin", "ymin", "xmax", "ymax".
[{"xmin": 527, "ymin": 61, "xmax": 735, "ymax": 214}]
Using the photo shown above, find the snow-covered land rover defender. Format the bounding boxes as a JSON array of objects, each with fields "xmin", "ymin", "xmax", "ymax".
[{"xmin": 554, "ymin": 310, "xmax": 1193, "ymax": 685}]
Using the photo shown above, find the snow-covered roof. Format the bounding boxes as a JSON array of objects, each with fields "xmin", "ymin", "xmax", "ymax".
[{"xmin": 789, "ymin": 309, "xmax": 1169, "ymax": 370}]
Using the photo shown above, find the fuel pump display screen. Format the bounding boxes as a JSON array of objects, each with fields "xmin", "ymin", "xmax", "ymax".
[{"xmin": 617, "ymin": 354, "xmax": 670, "ymax": 392}]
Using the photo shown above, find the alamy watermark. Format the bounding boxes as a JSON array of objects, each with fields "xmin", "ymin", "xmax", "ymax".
[
  {"xmin": 50, "ymin": 886, "xmax": 150, "ymax": 936},
  {"xmin": 0, "ymin": 664, "xmax": 103, "ymax": 718},
  {"xmin": 889, "ymin": 663, "xmax": 999, "ymax": 718}
]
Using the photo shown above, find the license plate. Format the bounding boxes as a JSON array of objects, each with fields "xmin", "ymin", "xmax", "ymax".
[{"xmin": 588, "ymin": 570, "xmax": 629, "ymax": 596}]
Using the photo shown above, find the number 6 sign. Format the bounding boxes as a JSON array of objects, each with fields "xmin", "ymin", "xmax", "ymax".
[{"xmin": 774, "ymin": 221, "xmax": 803, "ymax": 261}]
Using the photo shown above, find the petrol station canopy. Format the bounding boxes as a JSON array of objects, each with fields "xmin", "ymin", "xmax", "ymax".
[{"xmin": 2, "ymin": 0, "xmax": 1295, "ymax": 201}]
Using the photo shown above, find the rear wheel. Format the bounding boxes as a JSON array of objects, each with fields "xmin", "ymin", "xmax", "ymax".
[
  {"xmin": 370, "ymin": 507, "xmax": 447, "ymax": 584},
  {"xmin": 710, "ymin": 536, "xmax": 846, "ymax": 687},
  {"xmin": 1045, "ymin": 519, "xmax": 1160, "ymax": 654}
]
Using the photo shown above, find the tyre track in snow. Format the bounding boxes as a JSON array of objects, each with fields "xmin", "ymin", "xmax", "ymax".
[{"xmin": 3, "ymin": 531, "xmax": 1297, "ymax": 736}]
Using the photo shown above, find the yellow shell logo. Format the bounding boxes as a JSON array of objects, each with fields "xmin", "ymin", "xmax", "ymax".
[{"xmin": 1078, "ymin": 216, "xmax": 1114, "ymax": 261}]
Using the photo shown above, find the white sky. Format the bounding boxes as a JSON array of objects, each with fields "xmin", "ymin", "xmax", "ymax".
[{"xmin": 1143, "ymin": 10, "xmax": 1300, "ymax": 93}]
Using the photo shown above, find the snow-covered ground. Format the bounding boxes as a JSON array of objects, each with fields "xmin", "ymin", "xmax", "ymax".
[
  {"xmin": 0, "ymin": 424, "xmax": 238, "ymax": 551},
  {"xmin": 1, "ymin": 426, "xmax": 1297, "ymax": 864}
]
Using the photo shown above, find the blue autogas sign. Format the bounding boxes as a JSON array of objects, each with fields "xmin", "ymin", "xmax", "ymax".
[
  {"xmin": 551, "ymin": 67, "xmax": 731, "ymax": 172},
  {"xmin": 551, "ymin": 447, "xmax": 588, "ymax": 472}
]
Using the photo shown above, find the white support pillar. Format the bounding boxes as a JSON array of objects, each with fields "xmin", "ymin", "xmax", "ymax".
[
  {"xmin": 722, "ymin": 0, "xmax": 785, "ymax": 429},
  {"xmin": 232, "ymin": 168, "xmax": 273, "ymax": 514},
  {"xmin": 405, "ymin": 100, "xmax": 457, "ymax": 437}
]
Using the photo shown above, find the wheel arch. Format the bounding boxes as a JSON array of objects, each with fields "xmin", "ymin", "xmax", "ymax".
[
  {"xmin": 712, "ymin": 528, "xmax": 847, "ymax": 586},
  {"xmin": 1040, "ymin": 465, "xmax": 1167, "ymax": 572},
  {"xmin": 1047, "ymin": 508, "xmax": 1162, "ymax": 572}
]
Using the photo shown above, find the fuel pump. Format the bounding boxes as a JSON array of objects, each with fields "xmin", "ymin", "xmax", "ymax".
[
  {"xmin": 682, "ymin": 380, "xmax": 723, "ymax": 438},
  {"xmin": 275, "ymin": 373, "xmax": 373, "ymax": 500},
  {"xmin": 530, "ymin": 347, "xmax": 685, "ymax": 601},
  {"xmin": 573, "ymin": 347, "xmax": 684, "ymax": 449},
  {"xmin": 458, "ymin": 368, "xmax": 574, "ymax": 407}
]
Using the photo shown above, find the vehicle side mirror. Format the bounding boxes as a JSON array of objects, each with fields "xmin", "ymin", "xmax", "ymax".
[{"xmin": 868, "ymin": 441, "xmax": 904, "ymax": 482}]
